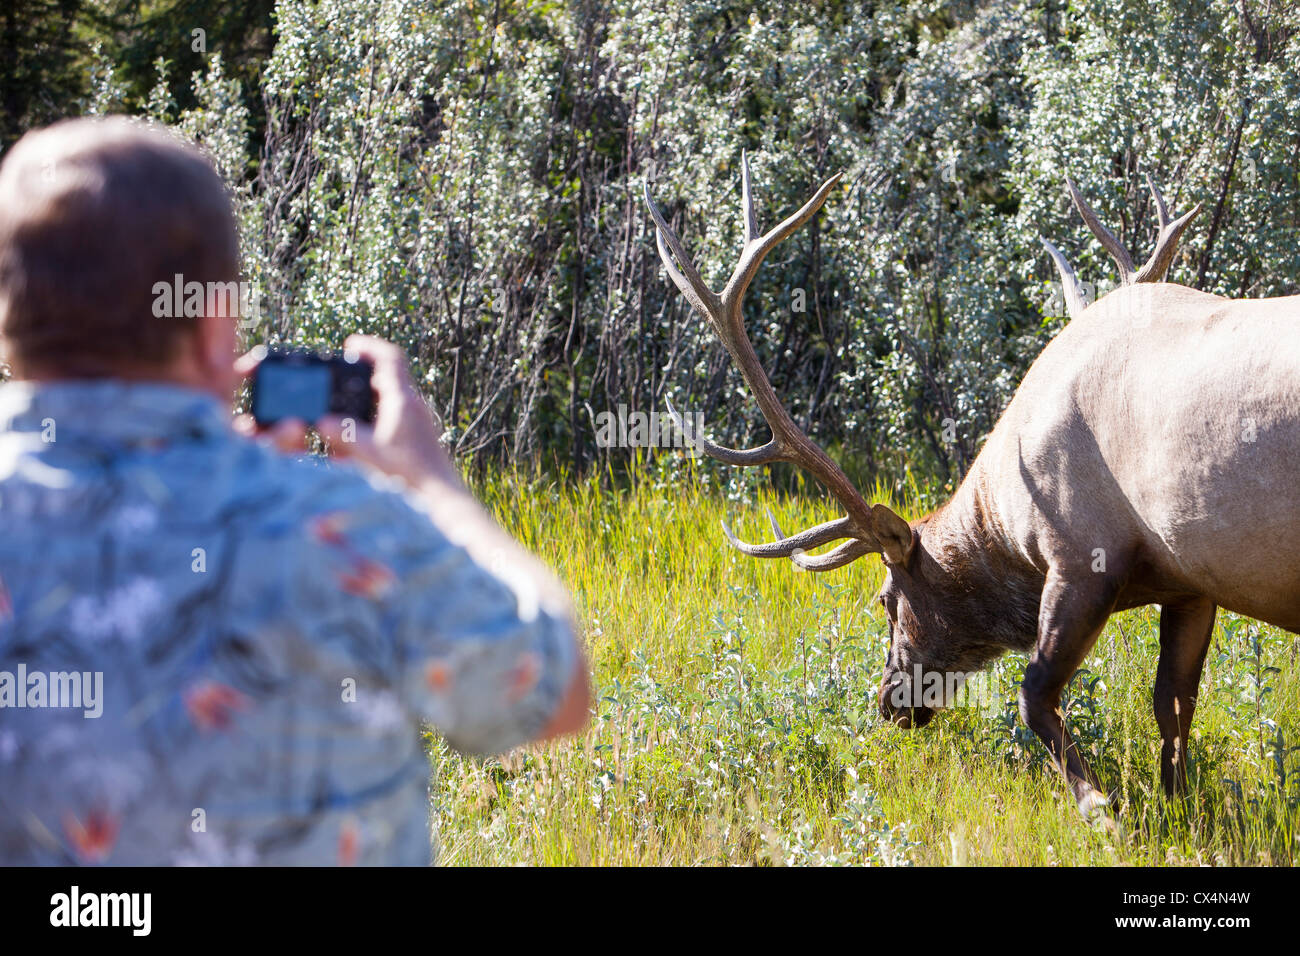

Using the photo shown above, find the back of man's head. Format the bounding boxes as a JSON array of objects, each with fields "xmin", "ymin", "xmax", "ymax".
[{"xmin": 0, "ymin": 116, "xmax": 239, "ymax": 379}]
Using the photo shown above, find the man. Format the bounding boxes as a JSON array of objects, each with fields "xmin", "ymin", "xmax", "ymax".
[{"xmin": 0, "ymin": 117, "xmax": 589, "ymax": 865}]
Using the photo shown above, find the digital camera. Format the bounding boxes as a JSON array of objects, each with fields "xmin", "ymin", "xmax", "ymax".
[{"xmin": 250, "ymin": 349, "xmax": 375, "ymax": 427}]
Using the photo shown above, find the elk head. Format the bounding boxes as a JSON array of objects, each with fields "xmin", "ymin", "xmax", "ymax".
[{"xmin": 644, "ymin": 153, "xmax": 1010, "ymax": 728}]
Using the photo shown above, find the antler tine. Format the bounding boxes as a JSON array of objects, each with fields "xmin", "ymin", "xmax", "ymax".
[
  {"xmin": 1132, "ymin": 198, "xmax": 1202, "ymax": 284},
  {"xmin": 1040, "ymin": 236, "xmax": 1087, "ymax": 321},
  {"xmin": 791, "ymin": 538, "xmax": 874, "ymax": 572},
  {"xmin": 741, "ymin": 150, "xmax": 762, "ymax": 244},
  {"xmin": 664, "ymin": 394, "xmax": 782, "ymax": 466},
  {"xmin": 718, "ymin": 505, "xmax": 867, "ymax": 573},
  {"xmin": 720, "ymin": 515, "xmax": 856, "ymax": 560},
  {"xmin": 1065, "ymin": 176, "xmax": 1136, "ymax": 284},
  {"xmin": 1064, "ymin": 174, "xmax": 1201, "ymax": 287},
  {"xmin": 644, "ymin": 181, "xmax": 720, "ymax": 322},
  {"xmin": 728, "ymin": 167, "xmax": 844, "ymax": 308},
  {"xmin": 1146, "ymin": 172, "xmax": 1171, "ymax": 230}
]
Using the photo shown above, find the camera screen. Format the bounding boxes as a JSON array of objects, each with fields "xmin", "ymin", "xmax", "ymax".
[{"xmin": 253, "ymin": 361, "xmax": 332, "ymax": 424}]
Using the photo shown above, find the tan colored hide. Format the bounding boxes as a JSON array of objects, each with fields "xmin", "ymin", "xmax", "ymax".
[{"xmin": 970, "ymin": 284, "xmax": 1300, "ymax": 632}]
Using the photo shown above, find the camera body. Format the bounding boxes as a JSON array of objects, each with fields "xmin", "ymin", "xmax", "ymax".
[{"xmin": 250, "ymin": 349, "xmax": 375, "ymax": 427}]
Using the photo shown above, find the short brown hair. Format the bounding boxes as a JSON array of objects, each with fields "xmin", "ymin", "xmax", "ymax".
[{"xmin": 0, "ymin": 116, "xmax": 239, "ymax": 376}]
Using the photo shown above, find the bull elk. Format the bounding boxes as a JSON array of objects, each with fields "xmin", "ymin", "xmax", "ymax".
[{"xmin": 644, "ymin": 153, "xmax": 1300, "ymax": 818}]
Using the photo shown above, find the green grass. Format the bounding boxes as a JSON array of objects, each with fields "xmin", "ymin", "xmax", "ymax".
[{"xmin": 428, "ymin": 460, "xmax": 1300, "ymax": 866}]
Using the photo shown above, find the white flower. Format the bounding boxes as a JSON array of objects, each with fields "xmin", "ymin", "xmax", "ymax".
[
  {"xmin": 174, "ymin": 833, "xmax": 259, "ymax": 866},
  {"xmin": 68, "ymin": 578, "xmax": 164, "ymax": 643},
  {"xmin": 110, "ymin": 505, "xmax": 158, "ymax": 534},
  {"xmin": 350, "ymin": 689, "xmax": 406, "ymax": 733}
]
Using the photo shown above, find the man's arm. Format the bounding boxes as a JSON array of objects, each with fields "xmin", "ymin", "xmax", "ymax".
[
  {"xmin": 412, "ymin": 470, "xmax": 590, "ymax": 742},
  {"xmin": 312, "ymin": 334, "xmax": 592, "ymax": 745}
]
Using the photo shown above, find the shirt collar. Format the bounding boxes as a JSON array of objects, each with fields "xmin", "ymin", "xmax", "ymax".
[{"xmin": 0, "ymin": 380, "xmax": 231, "ymax": 446}]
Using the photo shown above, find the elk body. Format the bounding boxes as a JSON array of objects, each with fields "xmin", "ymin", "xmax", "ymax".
[{"xmin": 645, "ymin": 155, "xmax": 1300, "ymax": 817}]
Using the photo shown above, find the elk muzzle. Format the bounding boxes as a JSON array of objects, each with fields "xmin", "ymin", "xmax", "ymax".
[{"xmin": 878, "ymin": 670, "xmax": 935, "ymax": 729}]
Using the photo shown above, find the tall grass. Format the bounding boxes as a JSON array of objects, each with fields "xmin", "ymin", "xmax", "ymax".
[{"xmin": 429, "ymin": 461, "xmax": 1300, "ymax": 865}]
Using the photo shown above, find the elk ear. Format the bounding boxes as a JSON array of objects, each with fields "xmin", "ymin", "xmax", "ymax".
[{"xmin": 871, "ymin": 504, "xmax": 914, "ymax": 566}]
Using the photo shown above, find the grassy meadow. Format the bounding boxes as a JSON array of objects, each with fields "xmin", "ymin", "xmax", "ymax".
[{"xmin": 428, "ymin": 461, "xmax": 1300, "ymax": 866}]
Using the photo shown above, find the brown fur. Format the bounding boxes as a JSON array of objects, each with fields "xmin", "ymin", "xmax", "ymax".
[{"xmin": 878, "ymin": 282, "xmax": 1300, "ymax": 812}]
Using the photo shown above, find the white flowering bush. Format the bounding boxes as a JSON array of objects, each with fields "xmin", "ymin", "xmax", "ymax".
[{"xmin": 152, "ymin": 0, "xmax": 1298, "ymax": 482}]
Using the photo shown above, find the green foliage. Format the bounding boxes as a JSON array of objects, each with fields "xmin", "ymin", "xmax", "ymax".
[
  {"xmin": 0, "ymin": 0, "xmax": 93, "ymax": 145},
  {"xmin": 1, "ymin": 1, "xmax": 273, "ymax": 152},
  {"xmin": 20, "ymin": 0, "xmax": 1300, "ymax": 486}
]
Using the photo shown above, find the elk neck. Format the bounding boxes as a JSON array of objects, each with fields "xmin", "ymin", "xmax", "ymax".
[{"xmin": 915, "ymin": 462, "xmax": 1044, "ymax": 656}]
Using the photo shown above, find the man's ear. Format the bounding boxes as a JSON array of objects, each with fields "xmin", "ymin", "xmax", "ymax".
[
  {"xmin": 194, "ymin": 307, "xmax": 239, "ymax": 400},
  {"xmin": 870, "ymin": 504, "xmax": 914, "ymax": 566}
]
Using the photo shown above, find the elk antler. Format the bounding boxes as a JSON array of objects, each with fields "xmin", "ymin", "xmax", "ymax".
[
  {"xmin": 1043, "ymin": 174, "xmax": 1202, "ymax": 321},
  {"xmin": 1039, "ymin": 235, "xmax": 1088, "ymax": 321},
  {"xmin": 645, "ymin": 152, "xmax": 913, "ymax": 570},
  {"xmin": 1065, "ymin": 173, "xmax": 1201, "ymax": 286}
]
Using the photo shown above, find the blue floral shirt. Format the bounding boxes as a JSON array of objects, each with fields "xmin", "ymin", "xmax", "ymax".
[{"xmin": 0, "ymin": 381, "xmax": 576, "ymax": 865}]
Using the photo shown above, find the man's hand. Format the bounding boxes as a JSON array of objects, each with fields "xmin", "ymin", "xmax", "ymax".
[
  {"xmin": 231, "ymin": 346, "xmax": 309, "ymax": 453},
  {"xmin": 230, "ymin": 337, "xmax": 457, "ymax": 484},
  {"xmin": 314, "ymin": 335, "xmax": 460, "ymax": 489}
]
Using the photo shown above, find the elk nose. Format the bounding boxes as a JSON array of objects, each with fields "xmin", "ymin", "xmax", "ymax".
[
  {"xmin": 877, "ymin": 677, "xmax": 901, "ymax": 722},
  {"xmin": 907, "ymin": 705, "xmax": 934, "ymax": 728},
  {"xmin": 882, "ymin": 704, "xmax": 934, "ymax": 730},
  {"xmin": 878, "ymin": 676, "xmax": 934, "ymax": 729}
]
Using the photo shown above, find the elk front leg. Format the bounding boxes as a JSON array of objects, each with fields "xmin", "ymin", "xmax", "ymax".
[
  {"xmin": 1154, "ymin": 597, "xmax": 1215, "ymax": 796},
  {"xmin": 1019, "ymin": 568, "xmax": 1117, "ymax": 817}
]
